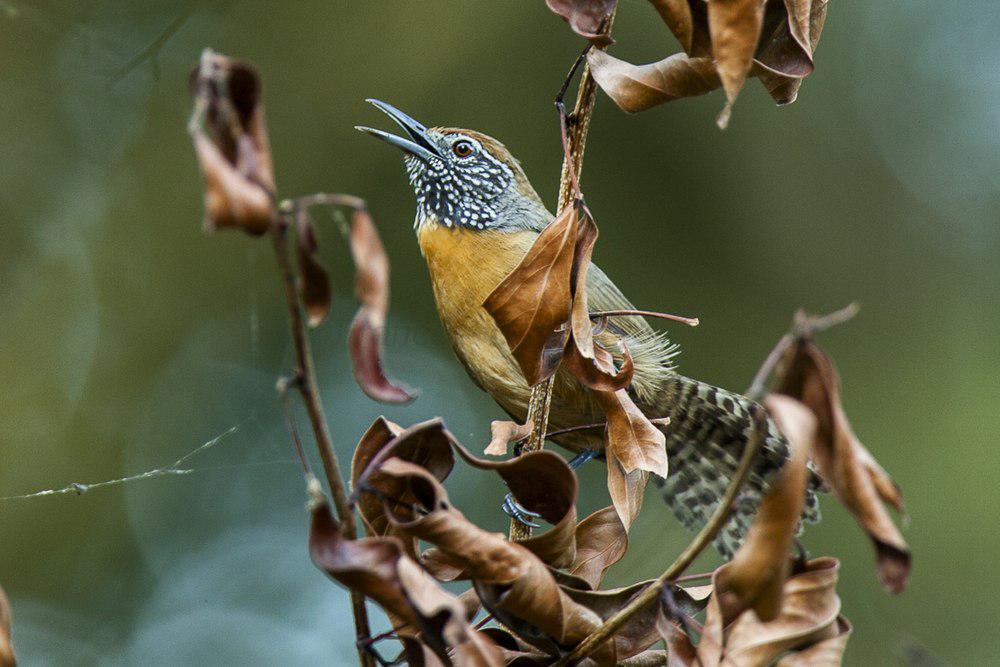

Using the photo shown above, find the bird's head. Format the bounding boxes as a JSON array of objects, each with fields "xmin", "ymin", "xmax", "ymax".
[{"xmin": 357, "ymin": 99, "xmax": 550, "ymax": 233}]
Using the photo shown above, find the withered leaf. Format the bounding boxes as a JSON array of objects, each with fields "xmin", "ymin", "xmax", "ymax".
[
  {"xmin": 587, "ymin": 50, "xmax": 722, "ymax": 113},
  {"xmin": 707, "ymin": 0, "xmax": 765, "ymax": 128},
  {"xmin": 567, "ymin": 582, "xmax": 709, "ymax": 661},
  {"xmin": 0, "ymin": 585, "xmax": 13, "ymax": 667},
  {"xmin": 371, "ymin": 458, "xmax": 611, "ymax": 660},
  {"xmin": 351, "ymin": 417, "xmax": 460, "ymax": 565},
  {"xmin": 483, "ymin": 205, "xmax": 578, "ymax": 386},
  {"xmin": 348, "ymin": 208, "xmax": 416, "ymax": 404},
  {"xmin": 773, "ymin": 337, "xmax": 910, "ymax": 594},
  {"xmin": 309, "ymin": 501, "xmax": 502, "ymax": 665},
  {"xmin": 188, "ymin": 50, "xmax": 275, "ymax": 235},
  {"xmin": 484, "ymin": 419, "xmax": 532, "ymax": 457},
  {"xmin": 395, "ymin": 557, "xmax": 503, "ymax": 666},
  {"xmin": 594, "ymin": 357, "xmax": 668, "ymax": 530},
  {"xmin": 294, "ymin": 208, "xmax": 331, "ymax": 328},
  {"xmin": 562, "ymin": 209, "xmax": 636, "ymax": 392},
  {"xmin": 669, "ymin": 558, "xmax": 848, "ymax": 666},
  {"xmin": 568, "ymin": 506, "xmax": 628, "ymax": 589},
  {"xmin": 756, "ymin": 0, "xmax": 829, "ymax": 104},
  {"xmin": 545, "ymin": 0, "xmax": 617, "ymax": 46},
  {"xmin": 451, "ymin": 445, "xmax": 580, "ymax": 569},
  {"xmin": 705, "ymin": 558, "xmax": 847, "ymax": 666},
  {"xmin": 713, "ymin": 394, "xmax": 814, "ymax": 626},
  {"xmin": 774, "ymin": 616, "xmax": 852, "ymax": 666}
]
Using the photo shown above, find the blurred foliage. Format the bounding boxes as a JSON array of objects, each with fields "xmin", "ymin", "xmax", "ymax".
[{"xmin": 0, "ymin": 0, "xmax": 997, "ymax": 664}]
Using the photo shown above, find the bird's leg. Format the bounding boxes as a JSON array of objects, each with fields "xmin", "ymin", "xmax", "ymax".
[
  {"xmin": 501, "ymin": 493, "xmax": 541, "ymax": 528},
  {"xmin": 567, "ymin": 448, "xmax": 601, "ymax": 470}
]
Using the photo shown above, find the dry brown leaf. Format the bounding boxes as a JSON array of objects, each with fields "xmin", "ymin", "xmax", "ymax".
[
  {"xmin": 0, "ymin": 586, "xmax": 13, "ymax": 667},
  {"xmin": 484, "ymin": 420, "xmax": 532, "ymax": 457},
  {"xmin": 568, "ymin": 582, "xmax": 710, "ymax": 661},
  {"xmin": 668, "ymin": 558, "xmax": 848, "ymax": 666},
  {"xmin": 756, "ymin": 0, "xmax": 829, "ymax": 104},
  {"xmin": 713, "ymin": 394, "xmax": 814, "ymax": 626},
  {"xmin": 569, "ymin": 506, "xmax": 628, "ymax": 589},
  {"xmin": 587, "ymin": 50, "xmax": 722, "ymax": 113},
  {"xmin": 707, "ymin": 0, "xmax": 765, "ymax": 128},
  {"xmin": 708, "ymin": 558, "xmax": 846, "ymax": 665},
  {"xmin": 309, "ymin": 501, "xmax": 501, "ymax": 665},
  {"xmin": 395, "ymin": 557, "xmax": 504, "ymax": 666},
  {"xmin": 774, "ymin": 616, "xmax": 852, "ymax": 666},
  {"xmin": 483, "ymin": 205, "xmax": 578, "ymax": 386},
  {"xmin": 348, "ymin": 208, "xmax": 416, "ymax": 404},
  {"xmin": 593, "ymin": 354, "xmax": 667, "ymax": 530},
  {"xmin": 773, "ymin": 338, "xmax": 911, "ymax": 594},
  {"xmin": 446, "ymin": 442, "xmax": 582, "ymax": 569},
  {"xmin": 372, "ymin": 458, "xmax": 611, "ymax": 661},
  {"xmin": 356, "ymin": 418, "xmax": 580, "ymax": 571},
  {"xmin": 545, "ymin": 0, "xmax": 617, "ymax": 46},
  {"xmin": 189, "ymin": 51, "xmax": 275, "ymax": 235},
  {"xmin": 294, "ymin": 207, "xmax": 331, "ymax": 328}
]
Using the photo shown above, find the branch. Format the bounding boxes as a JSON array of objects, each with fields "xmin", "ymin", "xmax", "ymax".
[
  {"xmin": 271, "ymin": 215, "xmax": 375, "ymax": 667},
  {"xmin": 511, "ymin": 7, "xmax": 617, "ymax": 543},
  {"xmin": 746, "ymin": 302, "xmax": 859, "ymax": 400},
  {"xmin": 553, "ymin": 406, "xmax": 767, "ymax": 666}
]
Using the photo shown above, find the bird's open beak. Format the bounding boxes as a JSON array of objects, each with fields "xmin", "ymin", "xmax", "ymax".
[{"xmin": 355, "ymin": 99, "xmax": 442, "ymax": 162}]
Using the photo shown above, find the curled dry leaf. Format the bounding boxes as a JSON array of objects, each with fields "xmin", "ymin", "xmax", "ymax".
[
  {"xmin": 562, "ymin": 210, "xmax": 635, "ymax": 393},
  {"xmin": 355, "ymin": 418, "xmax": 580, "ymax": 573},
  {"xmin": 707, "ymin": 0, "xmax": 765, "ymax": 128},
  {"xmin": 666, "ymin": 558, "xmax": 849, "ymax": 666},
  {"xmin": 713, "ymin": 394, "xmax": 814, "ymax": 626},
  {"xmin": 348, "ymin": 208, "xmax": 416, "ymax": 404},
  {"xmin": 371, "ymin": 458, "xmax": 611, "ymax": 661},
  {"xmin": 567, "ymin": 581, "xmax": 710, "ymax": 661},
  {"xmin": 773, "ymin": 337, "xmax": 910, "ymax": 594},
  {"xmin": 294, "ymin": 208, "xmax": 331, "ymax": 328},
  {"xmin": 593, "ymin": 349, "xmax": 668, "ymax": 530},
  {"xmin": 587, "ymin": 50, "xmax": 722, "ymax": 113},
  {"xmin": 545, "ymin": 0, "xmax": 617, "ymax": 46},
  {"xmin": 755, "ymin": 0, "xmax": 829, "ymax": 104},
  {"xmin": 351, "ymin": 418, "xmax": 456, "ymax": 543},
  {"xmin": 568, "ymin": 506, "xmax": 628, "ymax": 589},
  {"xmin": 0, "ymin": 585, "xmax": 13, "ymax": 667},
  {"xmin": 309, "ymin": 502, "xmax": 501, "ymax": 664},
  {"xmin": 484, "ymin": 419, "xmax": 532, "ymax": 457},
  {"xmin": 188, "ymin": 49, "xmax": 275, "ymax": 235},
  {"xmin": 483, "ymin": 205, "xmax": 578, "ymax": 386}
]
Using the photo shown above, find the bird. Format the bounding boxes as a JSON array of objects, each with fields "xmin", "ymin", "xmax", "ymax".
[{"xmin": 357, "ymin": 99, "xmax": 821, "ymax": 557}]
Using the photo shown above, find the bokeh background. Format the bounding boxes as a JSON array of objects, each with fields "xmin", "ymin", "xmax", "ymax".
[{"xmin": 2, "ymin": 1, "xmax": 997, "ymax": 664}]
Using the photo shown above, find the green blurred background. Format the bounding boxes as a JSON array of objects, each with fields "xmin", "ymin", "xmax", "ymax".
[{"xmin": 1, "ymin": 1, "xmax": 996, "ymax": 664}]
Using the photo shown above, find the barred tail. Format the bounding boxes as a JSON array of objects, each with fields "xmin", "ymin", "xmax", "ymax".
[{"xmin": 650, "ymin": 376, "xmax": 822, "ymax": 558}]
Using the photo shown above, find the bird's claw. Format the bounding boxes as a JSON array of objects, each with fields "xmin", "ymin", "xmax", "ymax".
[
  {"xmin": 568, "ymin": 448, "xmax": 600, "ymax": 470},
  {"xmin": 501, "ymin": 493, "xmax": 541, "ymax": 528}
]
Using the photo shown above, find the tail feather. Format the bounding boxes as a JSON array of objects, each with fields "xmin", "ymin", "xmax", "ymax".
[{"xmin": 648, "ymin": 376, "xmax": 822, "ymax": 558}]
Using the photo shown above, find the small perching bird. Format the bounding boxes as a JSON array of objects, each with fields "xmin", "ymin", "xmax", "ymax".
[{"xmin": 357, "ymin": 100, "xmax": 820, "ymax": 556}]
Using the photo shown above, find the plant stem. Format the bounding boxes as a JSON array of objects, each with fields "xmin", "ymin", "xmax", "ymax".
[
  {"xmin": 511, "ymin": 9, "xmax": 616, "ymax": 543},
  {"xmin": 746, "ymin": 303, "xmax": 859, "ymax": 400},
  {"xmin": 552, "ymin": 406, "xmax": 767, "ymax": 666},
  {"xmin": 271, "ymin": 220, "xmax": 375, "ymax": 667}
]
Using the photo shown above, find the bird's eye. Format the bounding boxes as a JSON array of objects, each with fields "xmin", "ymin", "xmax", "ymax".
[{"xmin": 452, "ymin": 140, "xmax": 475, "ymax": 158}]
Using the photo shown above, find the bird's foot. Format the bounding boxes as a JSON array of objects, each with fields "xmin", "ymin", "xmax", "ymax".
[
  {"xmin": 567, "ymin": 448, "xmax": 601, "ymax": 470},
  {"xmin": 501, "ymin": 493, "xmax": 541, "ymax": 528}
]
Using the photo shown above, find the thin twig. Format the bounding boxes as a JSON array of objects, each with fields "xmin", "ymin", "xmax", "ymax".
[
  {"xmin": 589, "ymin": 309, "xmax": 700, "ymax": 328},
  {"xmin": 746, "ymin": 303, "xmax": 859, "ymax": 400},
  {"xmin": 553, "ymin": 407, "xmax": 767, "ymax": 666},
  {"xmin": 512, "ymin": 8, "xmax": 617, "ymax": 543},
  {"xmin": 271, "ymin": 214, "xmax": 375, "ymax": 667}
]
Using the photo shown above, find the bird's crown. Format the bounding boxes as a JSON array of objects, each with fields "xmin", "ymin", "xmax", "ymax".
[{"xmin": 358, "ymin": 100, "xmax": 550, "ymax": 233}]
